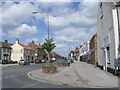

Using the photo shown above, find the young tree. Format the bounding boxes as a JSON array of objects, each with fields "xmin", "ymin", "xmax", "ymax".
[{"xmin": 42, "ymin": 38, "xmax": 56, "ymax": 61}]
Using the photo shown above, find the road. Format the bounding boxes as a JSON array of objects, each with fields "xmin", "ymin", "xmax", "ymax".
[
  {"xmin": 2, "ymin": 61, "xmax": 76, "ymax": 88},
  {"xmin": 2, "ymin": 60, "xmax": 119, "ymax": 90}
]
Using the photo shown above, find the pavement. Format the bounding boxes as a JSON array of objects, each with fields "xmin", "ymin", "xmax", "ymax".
[
  {"xmin": 0, "ymin": 63, "xmax": 36, "ymax": 67},
  {"xmin": 0, "ymin": 63, "xmax": 19, "ymax": 67},
  {"xmin": 28, "ymin": 61, "xmax": 119, "ymax": 89}
]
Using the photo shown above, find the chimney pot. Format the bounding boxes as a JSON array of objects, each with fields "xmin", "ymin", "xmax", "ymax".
[
  {"xmin": 4, "ymin": 40, "xmax": 8, "ymax": 43},
  {"xmin": 16, "ymin": 38, "xmax": 19, "ymax": 44},
  {"xmin": 32, "ymin": 40, "xmax": 34, "ymax": 44}
]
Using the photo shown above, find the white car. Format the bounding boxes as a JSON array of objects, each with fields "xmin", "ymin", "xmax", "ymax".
[
  {"xmin": 52, "ymin": 58, "xmax": 56, "ymax": 61},
  {"xmin": 42, "ymin": 59, "xmax": 46, "ymax": 63}
]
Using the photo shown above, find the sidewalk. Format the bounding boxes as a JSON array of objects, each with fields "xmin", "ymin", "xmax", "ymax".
[
  {"xmin": 28, "ymin": 62, "xmax": 119, "ymax": 88},
  {"xmin": 0, "ymin": 63, "xmax": 19, "ymax": 67}
]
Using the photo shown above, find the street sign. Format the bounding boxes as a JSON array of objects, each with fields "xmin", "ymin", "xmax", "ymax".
[{"xmin": 114, "ymin": 59, "xmax": 120, "ymax": 67}]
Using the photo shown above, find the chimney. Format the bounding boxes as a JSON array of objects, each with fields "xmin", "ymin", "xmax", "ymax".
[
  {"xmin": 16, "ymin": 38, "xmax": 19, "ymax": 44},
  {"xmin": 4, "ymin": 40, "xmax": 8, "ymax": 43},
  {"xmin": 38, "ymin": 43, "xmax": 41, "ymax": 46},
  {"xmin": 32, "ymin": 40, "xmax": 34, "ymax": 44}
]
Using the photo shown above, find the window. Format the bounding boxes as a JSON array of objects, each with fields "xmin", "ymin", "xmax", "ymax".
[
  {"xmin": 3, "ymin": 48, "xmax": 6, "ymax": 53},
  {"xmin": 7, "ymin": 49, "xmax": 9, "ymax": 53},
  {"xmin": 100, "ymin": 2, "xmax": 102, "ymax": 8},
  {"xmin": 106, "ymin": 47, "xmax": 110, "ymax": 64},
  {"xmin": 100, "ymin": 14, "xmax": 103, "ymax": 19},
  {"xmin": 21, "ymin": 49, "xmax": 22, "ymax": 53}
]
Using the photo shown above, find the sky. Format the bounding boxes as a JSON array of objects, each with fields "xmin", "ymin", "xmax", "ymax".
[{"xmin": 0, "ymin": 0, "xmax": 99, "ymax": 57}]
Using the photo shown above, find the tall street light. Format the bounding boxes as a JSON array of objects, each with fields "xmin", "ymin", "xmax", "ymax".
[{"xmin": 33, "ymin": 11, "xmax": 50, "ymax": 40}]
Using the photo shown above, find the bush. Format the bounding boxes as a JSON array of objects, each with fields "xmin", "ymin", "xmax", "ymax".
[
  {"xmin": 45, "ymin": 63, "xmax": 55, "ymax": 67},
  {"xmin": 59, "ymin": 61, "xmax": 66, "ymax": 64}
]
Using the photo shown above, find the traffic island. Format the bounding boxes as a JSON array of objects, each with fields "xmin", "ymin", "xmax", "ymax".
[
  {"xmin": 42, "ymin": 63, "xmax": 58, "ymax": 73},
  {"xmin": 42, "ymin": 66, "xmax": 57, "ymax": 73},
  {"xmin": 57, "ymin": 61, "xmax": 70, "ymax": 67}
]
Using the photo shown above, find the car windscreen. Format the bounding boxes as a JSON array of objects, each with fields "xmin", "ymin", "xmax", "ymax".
[{"xmin": 20, "ymin": 60, "xmax": 24, "ymax": 61}]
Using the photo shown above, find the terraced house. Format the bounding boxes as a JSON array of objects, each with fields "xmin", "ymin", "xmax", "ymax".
[
  {"xmin": 28, "ymin": 40, "xmax": 46, "ymax": 59},
  {"xmin": 11, "ymin": 39, "xmax": 35, "ymax": 63},
  {"xmin": 0, "ymin": 40, "xmax": 12, "ymax": 62}
]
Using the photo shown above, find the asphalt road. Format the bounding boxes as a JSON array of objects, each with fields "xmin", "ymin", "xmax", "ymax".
[
  {"xmin": 2, "ymin": 61, "xmax": 76, "ymax": 88},
  {"xmin": 2, "ymin": 60, "xmax": 119, "ymax": 90}
]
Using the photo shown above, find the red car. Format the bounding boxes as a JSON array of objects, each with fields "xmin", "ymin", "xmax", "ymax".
[
  {"xmin": 34, "ymin": 59, "xmax": 42, "ymax": 64},
  {"xmin": 49, "ymin": 59, "xmax": 53, "ymax": 63}
]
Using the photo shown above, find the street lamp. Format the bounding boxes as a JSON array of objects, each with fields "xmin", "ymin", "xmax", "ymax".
[{"xmin": 33, "ymin": 11, "xmax": 50, "ymax": 40}]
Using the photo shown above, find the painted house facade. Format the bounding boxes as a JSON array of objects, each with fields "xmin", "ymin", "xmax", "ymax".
[
  {"xmin": 11, "ymin": 39, "xmax": 35, "ymax": 62},
  {"xmin": 97, "ymin": 1, "xmax": 120, "ymax": 71},
  {"xmin": 0, "ymin": 40, "xmax": 12, "ymax": 62},
  {"xmin": 79, "ymin": 41, "xmax": 90, "ymax": 62}
]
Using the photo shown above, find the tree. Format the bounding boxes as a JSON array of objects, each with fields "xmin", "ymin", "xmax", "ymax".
[{"xmin": 42, "ymin": 38, "xmax": 56, "ymax": 61}]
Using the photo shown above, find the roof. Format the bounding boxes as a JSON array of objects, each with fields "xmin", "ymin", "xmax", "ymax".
[
  {"xmin": 19, "ymin": 44, "xmax": 35, "ymax": 51},
  {"xmin": 8, "ymin": 43, "xmax": 13, "ymax": 46},
  {"xmin": 0, "ymin": 42, "xmax": 12, "ymax": 49},
  {"xmin": 28, "ymin": 42, "xmax": 42, "ymax": 50}
]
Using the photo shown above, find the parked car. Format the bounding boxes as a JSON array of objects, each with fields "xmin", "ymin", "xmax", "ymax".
[
  {"xmin": 34, "ymin": 59, "xmax": 42, "ymax": 64},
  {"xmin": 1, "ymin": 60, "xmax": 8, "ymax": 64},
  {"xmin": 64, "ymin": 59, "xmax": 68, "ymax": 62},
  {"xmin": 42, "ymin": 59, "xmax": 46, "ymax": 63},
  {"xmin": 19, "ymin": 59, "xmax": 30, "ymax": 65},
  {"xmin": 49, "ymin": 59, "xmax": 53, "ymax": 63},
  {"xmin": 52, "ymin": 58, "xmax": 56, "ymax": 61}
]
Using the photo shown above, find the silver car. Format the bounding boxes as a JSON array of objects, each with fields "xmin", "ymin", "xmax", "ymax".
[{"xmin": 19, "ymin": 59, "xmax": 30, "ymax": 65}]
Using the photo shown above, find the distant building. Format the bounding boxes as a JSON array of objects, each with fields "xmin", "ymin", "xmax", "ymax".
[
  {"xmin": 79, "ymin": 41, "xmax": 90, "ymax": 62},
  {"xmin": 97, "ymin": 1, "xmax": 120, "ymax": 71},
  {"xmin": 89, "ymin": 33, "xmax": 98, "ymax": 66},
  {"xmin": 11, "ymin": 39, "xmax": 35, "ymax": 62},
  {"xmin": 28, "ymin": 40, "xmax": 46, "ymax": 59},
  {"xmin": 0, "ymin": 40, "xmax": 12, "ymax": 62},
  {"xmin": 49, "ymin": 51, "xmax": 61, "ymax": 59}
]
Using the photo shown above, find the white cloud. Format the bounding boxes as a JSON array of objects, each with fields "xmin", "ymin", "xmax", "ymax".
[
  {"xmin": 2, "ymin": 2, "xmax": 36, "ymax": 28},
  {"xmin": 0, "ymin": 31, "xmax": 6, "ymax": 37},
  {"xmin": 49, "ymin": 16, "xmax": 70, "ymax": 30},
  {"xmin": 8, "ymin": 24, "xmax": 38, "ymax": 38},
  {"xmin": 43, "ymin": 1, "xmax": 98, "ymax": 31},
  {"xmin": 25, "ymin": 37, "xmax": 41, "ymax": 44}
]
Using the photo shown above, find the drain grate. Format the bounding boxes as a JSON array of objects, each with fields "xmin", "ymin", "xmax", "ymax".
[
  {"xmin": 62, "ymin": 84, "xmax": 68, "ymax": 86},
  {"xmin": 64, "ymin": 75, "xmax": 69, "ymax": 76}
]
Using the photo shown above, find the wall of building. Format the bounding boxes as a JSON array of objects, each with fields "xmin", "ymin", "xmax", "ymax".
[
  {"xmin": 90, "ymin": 34, "xmax": 98, "ymax": 65},
  {"xmin": 97, "ymin": 2, "xmax": 119, "ymax": 70},
  {"xmin": 24, "ymin": 49, "xmax": 35, "ymax": 62},
  {"xmin": 11, "ymin": 44, "xmax": 23, "ymax": 62},
  {"xmin": 0, "ymin": 48, "xmax": 2, "ymax": 60}
]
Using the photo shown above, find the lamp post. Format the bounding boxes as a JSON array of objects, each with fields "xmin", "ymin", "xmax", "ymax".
[{"xmin": 33, "ymin": 11, "xmax": 50, "ymax": 40}]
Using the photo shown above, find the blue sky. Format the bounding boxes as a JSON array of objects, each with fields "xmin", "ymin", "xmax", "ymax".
[{"xmin": 1, "ymin": 0, "xmax": 98, "ymax": 57}]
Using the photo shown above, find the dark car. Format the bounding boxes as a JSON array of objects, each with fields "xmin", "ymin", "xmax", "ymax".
[
  {"xmin": 19, "ymin": 59, "xmax": 30, "ymax": 65},
  {"xmin": 34, "ymin": 59, "xmax": 42, "ymax": 64},
  {"xmin": 64, "ymin": 59, "xmax": 68, "ymax": 62},
  {"xmin": 1, "ymin": 60, "xmax": 8, "ymax": 64}
]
